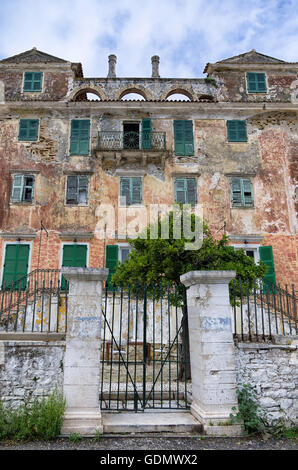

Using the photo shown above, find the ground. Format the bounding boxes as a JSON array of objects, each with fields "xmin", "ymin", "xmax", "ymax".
[{"xmin": 0, "ymin": 434, "xmax": 297, "ymax": 451}]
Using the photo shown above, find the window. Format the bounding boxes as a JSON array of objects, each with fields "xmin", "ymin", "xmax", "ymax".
[
  {"xmin": 66, "ymin": 175, "xmax": 89, "ymax": 205},
  {"xmin": 61, "ymin": 244, "xmax": 87, "ymax": 290},
  {"xmin": 174, "ymin": 120, "xmax": 194, "ymax": 156},
  {"xmin": 227, "ymin": 120, "xmax": 247, "ymax": 142},
  {"xmin": 246, "ymin": 72, "xmax": 267, "ymax": 93},
  {"xmin": 18, "ymin": 119, "xmax": 39, "ymax": 141},
  {"xmin": 105, "ymin": 244, "xmax": 131, "ymax": 289},
  {"xmin": 230, "ymin": 178, "xmax": 253, "ymax": 207},
  {"xmin": 120, "ymin": 177, "xmax": 142, "ymax": 206},
  {"xmin": 122, "ymin": 119, "xmax": 152, "ymax": 150},
  {"xmin": 174, "ymin": 177, "xmax": 197, "ymax": 205},
  {"xmin": 23, "ymin": 72, "xmax": 43, "ymax": 92},
  {"xmin": 70, "ymin": 120, "xmax": 90, "ymax": 155},
  {"xmin": 11, "ymin": 174, "xmax": 34, "ymax": 203},
  {"xmin": 2, "ymin": 244, "xmax": 30, "ymax": 290}
]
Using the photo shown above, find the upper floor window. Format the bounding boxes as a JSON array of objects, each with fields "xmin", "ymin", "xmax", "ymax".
[
  {"xmin": 120, "ymin": 177, "xmax": 142, "ymax": 206},
  {"xmin": 23, "ymin": 72, "xmax": 43, "ymax": 92},
  {"xmin": 66, "ymin": 175, "xmax": 89, "ymax": 205},
  {"xmin": 173, "ymin": 120, "xmax": 194, "ymax": 156},
  {"xmin": 227, "ymin": 120, "xmax": 247, "ymax": 142},
  {"xmin": 18, "ymin": 119, "xmax": 39, "ymax": 141},
  {"xmin": 174, "ymin": 177, "xmax": 197, "ymax": 205},
  {"xmin": 11, "ymin": 174, "xmax": 34, "ymax": 203},
  {"xmin": 230, "ymin": 178, "xmax": 253, "ymax": 207},
  {"xmin": 70, "ymin": 120, "xmax": 90, "ymax": 155},
  {"xmin": 246, "ymin": 72, "xmax": 267, "ymax": 93}
]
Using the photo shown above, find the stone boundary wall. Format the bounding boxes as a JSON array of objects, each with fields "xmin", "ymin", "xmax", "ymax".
[
  {"xmin": 235, "ymin": 336, "xmax": 298, "ymax": 425},
  {"xmin": 0, "ymin": 334, "xmax": 65, "ymax": 407}
]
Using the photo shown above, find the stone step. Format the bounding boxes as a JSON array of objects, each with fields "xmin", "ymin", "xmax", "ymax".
[
  {"xmin": 61, "ymin": 408, "xmax": 103, "ymax": 436},
  {"xmin": 102, "ymin": 411, "xmax": 203, "ymax": 434}
]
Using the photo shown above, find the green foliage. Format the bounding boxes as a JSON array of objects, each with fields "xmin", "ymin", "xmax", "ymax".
[
  {"xmin": 230, "ymin": 384, "xmax": 269, "ymax": 435},
  {"xmin": 0, "ymin": 390, "xmax": 66, "ymax": 441},
  {"xmin": 92, "ymin": 429, "xmax": 102, "ymax": 441},
  {"xmin": 69, "ymin": 433, "xmax": 81, "ymax": 443},
  {"xmin": 111, "ymin": 211, "xmax": 267, "ymax": 305},
  {"xmin": 271, "ymin": 419, "xmax": 298, "ymax": 440}
]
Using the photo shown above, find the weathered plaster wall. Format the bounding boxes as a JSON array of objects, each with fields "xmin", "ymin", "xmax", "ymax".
[
  {"xmin": 0, "ymin": 338, "xmax": 65, "ymax": 406},
  {"xmin": 235, "ymin": 338, "xmax": 298, "ymax": 425}
]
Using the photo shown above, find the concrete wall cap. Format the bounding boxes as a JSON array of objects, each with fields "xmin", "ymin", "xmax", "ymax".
[
  {"xmin": 180, "ymin": 270, "xmax": 236, "ymax": 286},
  {"xmin": 61, "ymin": 267, "xmax": 109, "ymax": 282}
]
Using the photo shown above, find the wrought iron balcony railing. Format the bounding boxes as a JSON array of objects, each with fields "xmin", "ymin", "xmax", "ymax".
[{"xmin": 98, "ymin": 131, "xmax": 166, "ymax": 151}]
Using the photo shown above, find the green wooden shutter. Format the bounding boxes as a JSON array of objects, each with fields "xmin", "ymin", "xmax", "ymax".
[
  {"xmin": 61, "ymin": 244, "xmax": 87, "ymax": 289},
  {"xmin": 231, "ymin": 178, "xmax": 242, "ymax": 206},
  {"xmin": 2, "ymin": 244, "xmax": 30, "ymax": 290},
  {"xmin": 120, "ymin": 177, "xmax": 131, "ymax": 205},
  {"xmin": 131, "ymin": 177, "xmax": 142, "ymax": 205},
  {"xmin": 19, "ymin": 119, "xmax": 39, "ymax": 141},
  {"xmin": 174, "ymin": 178, "xmax": 186, "ymax": 204},
  {"xmin": 247, "ymin": 73, "xmax": 266, "ymax": 93},
  {"xmin": 259, "ymin": 246, "xmax": 276, "ymax": 293},
  {"xmin": 70, "ymin": 120, "xmax": 90, "ymax": 155},
  {"xmin": 11, "ymin": 175, "xmax": 24, "ymax": 202},
  {"xmin": 174, "ymin": 120, "xmax": 185, "ymax": 156},
  {"xmin": 186, "ymin": 178, "xmax": 197, "ymax": 204},
  {"xmin": 227, "ymin": 120, "xmax": 247, "ymax": 142},
  {"xmin": 66, "ymin": 176, "xmax": 78, "ymax": 204},
  {"xmin": 184, "ymin": 121, "xmax": 194, "ymax": 155},
  {"xmin": 106, "ymin": 245, "xmax": 118, "ymax": 289},
  {"xmin": 242, "ymin": 179, "xmax": 253, "ymax": 206},
  {"xmin": 174, "ymin": 120, "xmax": 194, "ymax": 156},
  {"xmin": 23, "ymin": 72, "xmax": 42, "ymax": 92},
  {"xmin": 142, "ymin": 118, "xmax": 152, "ymax": 149}
]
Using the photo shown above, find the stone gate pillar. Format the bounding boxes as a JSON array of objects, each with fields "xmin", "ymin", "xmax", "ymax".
[
  {"xmin": 61, "ymin": 267, "xmax": 108, "ymax": 436},
  {"xmin": 180, "ymin": 270, "xmax": 242, "ymax": 436}
]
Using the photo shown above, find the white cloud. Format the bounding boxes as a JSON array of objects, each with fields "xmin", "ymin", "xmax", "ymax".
[{"xmin": 0, "ymin": 0, "xmax": 297, "ymax": 77}]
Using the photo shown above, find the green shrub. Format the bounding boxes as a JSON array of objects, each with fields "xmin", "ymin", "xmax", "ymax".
[
  {"xmin": 0, "ymin": 390, "xmax": 66, "ymax": 441},
  {"xmin": 230, "ymin": 384, "xmax": 269, "ymax": 435}
]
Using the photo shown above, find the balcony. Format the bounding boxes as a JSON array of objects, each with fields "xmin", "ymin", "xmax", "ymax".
[{"xmin": 97, "ymin": 131, "xmax": 166, "ymax": 151}]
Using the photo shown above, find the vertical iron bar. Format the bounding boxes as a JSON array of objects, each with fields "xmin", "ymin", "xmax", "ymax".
[
  {"xmin": 116, "ymin": 284, "xmax": 124, "ymax": 411},
  {"xmin": 292, "ymin": 285, "xmax": 297, "ymax": 334},
  {"xmin": 232, "ymin": 280, "xmax": 237, "ymax": 335},
  {"xmin": 273, "ymin": 284, "xmax": 279, "ymax": 335},
  {"xmin": 108, "ymin": 287, "xmax": 116, "ymax": 410},
  {"xmin": 56, "ymin": 278, "xmax": 60, "ymax": 333},
  {"xmin": 23, "ymin": 281, "xmax": 30, "ymax": 332},
  {"xmin": 175, "ymin": 283, "xmax": 179, "ymax": 408},
  {"xmin": 253, "ymin": 280, "xmax": 258, "ymax": 340},
  {"xmin": 284, "ymin": 285, "xmax": 290, "ymax": 335},
  {"xmin": 134, "ymin": 285, "xmax": 139, "ymax": 412},
  {"xmin": 125, "ymin": 285, "xmax": 131, "ymax": 410},
  {"xmin": 167, "ymin": 283, "xmax": 171, "ymax": 408},
  {"xmin": 7, "ymin": 283, "xmax": 14, "ymax": 332},
  {"xmin": 160, "ymin": 281, "xmax": 163, "ymax": 408},
  {"xmin": 183, "ymin": 286, "xmax": 188, "ymax": 409},
  {"xmin": 142, "ymin": 285, "xmax": 147, "ymax": 411},
  {"xmin": 100, "ymin": 286, "xmax": 108, "ymax": 410},
  {"xmin": 266, "ymin": 288, "xmax": 272, "ymax": 340},
  {"xmin": 152, "ymin": 282, "xmax": 156, "ymax": 409},
  {"xmin": 246, "ymin": 279, "xmax": 251, "ymax": 341},
  {"xmin": 260, "ymin": 283, "xmax": 265, "ymax": 339},
  {"xmin": 14, "ymin": 282, "xmax": 22, "ymax": 332},
  {"xmin": 240, "ymin": 279, "xmax": 243, "ymax": 340},
  {"xmin": 31, "ymin": 281, "xmax": 38, "ymax": 332}
]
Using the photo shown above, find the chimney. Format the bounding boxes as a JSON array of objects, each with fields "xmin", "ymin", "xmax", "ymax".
[
  {"xmin": 151, "ymin": 55, "xmax": 160, "ymax": 78},
  {"xmin": 108, "ymin": 55, "xmax": 117, "ymax": 78}
]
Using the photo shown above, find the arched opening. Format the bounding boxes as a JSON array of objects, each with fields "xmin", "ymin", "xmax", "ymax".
[
  {"xmin": 119, "ymin": 88, "xmax": 147, "ymax": 101},
  {"xmin": 73, "ymin": 89, "xmax": 102, "ymax": 102},
  {"xmin": 198, "ymin": 94, "xmax": 214, "ymax": 102},
  {"xmin": 165, "ymin": 89, "xmax": 193, "ymax": 101}
]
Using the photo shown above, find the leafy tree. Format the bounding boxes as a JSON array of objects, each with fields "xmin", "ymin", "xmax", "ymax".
[{"xmin": 111, "ymin": 210, "xmax": 267, "ymax": 379}]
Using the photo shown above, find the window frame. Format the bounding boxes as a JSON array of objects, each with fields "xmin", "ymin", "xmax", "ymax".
[
  {"xmin": 10, "ymin": 174, "xmax": 35, "ymax": 204},
  {"xmin": 232, "ymin": 244, "xmax": 260, "ymax": 264},
  {"xmin": 1, "ymin": 241, "xmax": 33, "ymax": 289},
  {"xmin": 119, "ymin": 176, "xmax": 143, "ymax": 207},
  {"xmin": 174, "ymin": 177, "xmax": 198, "ymax": 205},
  {"xmin": 23, "ymin": 71, "xmax": 43, "ymax": 93},
  {"xmin": 226, "ymin": 120, "xmax": 248, "ymax": 143},
  {"xmin": 69, "ymin": 119, "xmax": 91, "ymax": 156},
  {"xmin": 230, "ymin": 177, "xmax": 254, "ymax": 208},
  {"xmin": 173, "ymin": 120, "xmax": 194, "ymax": 156},
  {"xmin": 18, "ymin": 119, "xmax": 39, "ymax": 142},
  {"xmin": 65, "ymin": 174, "xmax": 89, "ymax": 206},
  {"xmin": 246, "ymin": 72, "xmax": 267, "ymax": 94}
]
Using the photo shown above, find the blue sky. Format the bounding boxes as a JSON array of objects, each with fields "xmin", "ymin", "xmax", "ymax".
[{"xmin": 0, "ymin": 0, "xmax": 297, "ymax": 77}]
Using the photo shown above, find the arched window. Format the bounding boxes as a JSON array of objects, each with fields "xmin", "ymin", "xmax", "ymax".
[
  {"xmin": 73, "ymin": 89, "xmax": 102, "ymax": 102},
  {"xmin": 165, "ymin": 89, "xmax": 193, "ymax": 101},
  {"xmin": 120, "ymin": 92, "xmax": 146, "ymax": 101}
]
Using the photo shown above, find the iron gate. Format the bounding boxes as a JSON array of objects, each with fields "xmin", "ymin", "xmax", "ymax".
[{"xmin": 99, "ymin": 284, "xmax": 191, "ymax": 412}]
